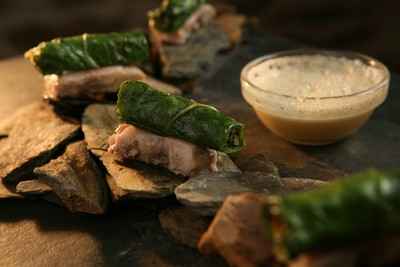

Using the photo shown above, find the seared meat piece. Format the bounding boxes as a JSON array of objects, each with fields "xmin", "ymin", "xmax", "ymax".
[
  {"xmin": 108, "ymin": 124, "xmax": 216, "ymax": 176},
  {"xmin": 44, "ymin": 65, "xmax": 146, "ymax": 101}
]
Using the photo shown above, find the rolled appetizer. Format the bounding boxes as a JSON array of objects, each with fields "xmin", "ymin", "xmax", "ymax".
[
  {"xmin": 108, "ymin": 80, "xmax": 245, "ymax": 176},
  {"xmin": 25, "ymin": 31, "xmax": 180, "ymax": 107},
  {"xmin": 199, "ymin": 169, "xmax": 400, "ymax": 267},
  {"xmin": 268, "ymin": 169, "xmax": 400, "ymax": 263},
  {"xmin": 148, "ymin": 0, "xmax": 216, "ymax": 46},
  {"xmin": 25, "ymin": 31, "xmax": 149, "ymax": 75}
]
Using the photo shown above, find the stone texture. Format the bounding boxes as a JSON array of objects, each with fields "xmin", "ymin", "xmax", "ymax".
[
  {"xmin": 160, "ymin": 23, "xmax": 230, "ymax": 80},
  {"xmin": 0, "ymin": 58, "xmax": 43, "ymax": 122},
  {"xmin": 280, "ymin": 177, "xmax": 327, "ymax": 193},
  {"xmin": 16, "ymin": 180, "xmax": 52, "ymax": 196},
  {"xmin": 34, "ymin": 141, "xmax": 108, "ymax": 214},
  {"xmin": 302, "ymin": 119, "xmax": 400, "ymax": 173},
  {"xmin": 0, "ymin": 103, "xmax": 81, "ymax": 183},
  {"xmin": 82, "ymin": 104, "xmax": 186, "ymax": 200},
  {"xmin": 0, "ymin": 181, "xmax": 22, "ymax": 199},
  {"xmin": 175, "ymin": 171, "xmax": 326, "ymax": 215},
  {"xmin": 102, "ymin": 153, "xmax": 186, "ymax": 200},
  {"xmin": 159, "ymin": 207, "xmax": 211, "ymax": 248},
  {"xmin": 82, "ymin": 104, "xmax": 118, "ymax": 157},
  {"xmin": 175, "ymin": 171, "xmax": 280, "ymax": 215},
  {"xmin": 199, "ymin": 193, "xmax": 272, "ymax": 267}
]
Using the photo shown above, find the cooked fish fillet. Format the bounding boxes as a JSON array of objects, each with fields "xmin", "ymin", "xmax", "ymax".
[{"xmin": 108, "ymin": 124, "xmax": 217, "ymax": 176}]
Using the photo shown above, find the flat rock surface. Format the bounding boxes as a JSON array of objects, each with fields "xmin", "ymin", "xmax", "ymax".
[
  {"xmin": 159, "ymin": 207, "xmax": 211, "ymax": 248},
  {"xmin": 82, "ymin": 104, "xmax": 186, "ymax": 200},
  {"xmin": 0, "ymin": 29, "xmax": 400, "ymax": 266},
  {"xmin": 102, "ymin": 153, "xmax": 186, "ymax": 200},
  {"xmin": 16, "ymin": 180, "xmax": 52, "ymax": 196},
  {"xmin": 34, "ymin": 141, "xmax": 108, "ymax": 214},
  {"xmin": 160, "ymin": 23, "xmax": 230, "ymax": 80},
  {"xmin": 175, "ymin": 171, "xmax": 325, "ymax": 215},
  {"xmin": 0, "ymin": 181, "xmax": 22, "ymax": 199},
  {"xmin": 82, "ymin": 104, "xmax": 119, "ymax": 157},
  {"xmin": 0, "ymin": 103, "xmax": 81, "ymax": 183}
]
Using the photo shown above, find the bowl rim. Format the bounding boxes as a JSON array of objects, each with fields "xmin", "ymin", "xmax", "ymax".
[{"xmin": 240, "ymin": 48, "xmax": 390, "ymax": 100}]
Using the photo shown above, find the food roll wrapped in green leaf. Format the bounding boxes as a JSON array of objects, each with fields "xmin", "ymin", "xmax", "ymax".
[
  {"xmin": 117, "ymin": 80, "xmax": 245, "ymax": 153},
  {"xmin": 266, "ymin": 169, "xmax": 400, "ymax": 263},
  {"xmin": 149, "ymin": 0, "xmax": 207, "ymax": 33},
  {"xmin": 25, "ymin": 31, "xmax": 150, "ymax": 75}
]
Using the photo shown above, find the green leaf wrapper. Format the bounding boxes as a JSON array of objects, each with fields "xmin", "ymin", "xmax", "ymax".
[
  {"xmin": 149, "ymin": 0, "xmax": 207, "ymax": 33},
  {"xmin": 274, "ymin": 169, "xmax": 400, "ymax": 259},
  {"xmin": 117, "ymin": 80, "xmax": 245, "ymax": 153},
  {"xmin": 25, "ymin": 31, "xmax": 150, "ymax": 75}
]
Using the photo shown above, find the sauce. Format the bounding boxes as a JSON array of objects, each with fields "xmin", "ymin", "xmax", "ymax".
[{"xmin": 241, "ymin": 52, "xmax": 389, "ymax": 145}]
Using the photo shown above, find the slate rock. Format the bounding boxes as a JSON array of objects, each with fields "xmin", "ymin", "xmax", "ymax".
[
  {"xmin": 159, "ymin": 207, "xmax": 211, "ymax": 248},
  {"xmin": 175, "ymin": 171, "xmax": 280, "ymax": 215},
  {"xmin": 198, "ymin": 193, "xmax": 272, "ymax": 267},
  {"xmin": 82, "ymin": 104, "xmax": 186, "ymax": 200},
  {"xmin": 16, "ymin": 180, "xmax": 53, "ymax": 196},
  {"xmin": 82, "ymin": 104, "xmax": 118, "ymax": 157},
  {"xmin": 280, "ymin": 177, "xmax": 327, "ymax": 193},
  {"xmin": 101, "ymin": 153, "xmax": 186, "ymax": 200},
  {"xmin": 175, "ymin": 171, "xmax": 326, "ymax": 215},
  {"xmin": 235, "ymin": 154, "xmax": 279, "ymax": 175},
  {"xmin": 0, "ymin": 103, "xmax": 80, "ymax": 183},
  {"xmin": 0, "ymin": 181, "xmax": 22, "ymax": 199},
  {"xmin": 34, "ymin": 141, "xmax": 108, "ymax": 214},
  {"xmin": 160, "ymin": 23, "xmax": 230, "ymax": 80}
]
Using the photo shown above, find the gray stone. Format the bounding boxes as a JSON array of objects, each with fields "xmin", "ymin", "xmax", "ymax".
[
  {"xmin": 175, "ymin": 172, "xmax": 326, "ymax": 215},
  {"xmin": 82, "ymin": 104, "xmax": 118, "ymax": 157},
  {"xmin": 82, "ymin": 104, "xmax": 186, "ymax": 200},
  {"xmin": 34, "ymin": 141, "xmax": 108, "ymax": 214},
  {"xmin": 159, "ymin": 207, "xmax": 211, "ymax": 248},
  {"xmin": 160, "ymin": 23, "xmax": 230, "ymax": 80},
  {"xmin": 16, "ymin": 180, "xmax": 53, "ymax": 196},
  {"xmin": 175, "ymin": 171, "xmax": 281, "ymax": 215},
  {"xmin": 0, "ymin": 103, "xmax": 80, "ymax": 183}
]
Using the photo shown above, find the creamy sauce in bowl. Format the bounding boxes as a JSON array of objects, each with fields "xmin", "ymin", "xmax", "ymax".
[{"xmin": 241, "ymin": 50, "xmax": 390, "ymax": 145}]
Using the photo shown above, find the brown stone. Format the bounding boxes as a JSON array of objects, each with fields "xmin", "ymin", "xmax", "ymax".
[
  {"xmin": 280, "ymin": 177, "xmax": 327, "ymax": 193},
  {"xmin": 82, "ymin": 104, "xmax": 186, "ymax": 200},
  {"xmin": 215, "ymin": 13, "xmax": 246, "ymax": 46},
  {"xmin": 0, "ymin": 103, "xmax": 80, "ymax": 183},
  {"xmin": 34, "ymin": 141, "xmax": 108, "ymax": 214},
  {"xmin": 16, "ymin": 180, "xmax": 52, "ymax": 196},
  {"xmin": 82, "ymin": 104, "xmax": 118, "ymax": 157},
  {"xmin": 160, "ymin": 23, "xmax": 230, "ymax": 80},
  {"xmin": 101, "ymin": 153, "xmax": 185, "ymax": 200},
  {"xmin": 0, "ymin": 181, "xmax": 22, "ymax": 199},
  {"xmin": 198, "ymin": 193, "xmax": 272, "ymax": 267},
  {"xmin": 159, "ymin": 207, "xmax": 211, "ymax": 248}
]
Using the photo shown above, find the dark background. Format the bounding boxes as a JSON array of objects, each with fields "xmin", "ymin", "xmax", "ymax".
[{"xmin": 1, "ymin": 0, "xmax": 400, "ymax": 71}]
